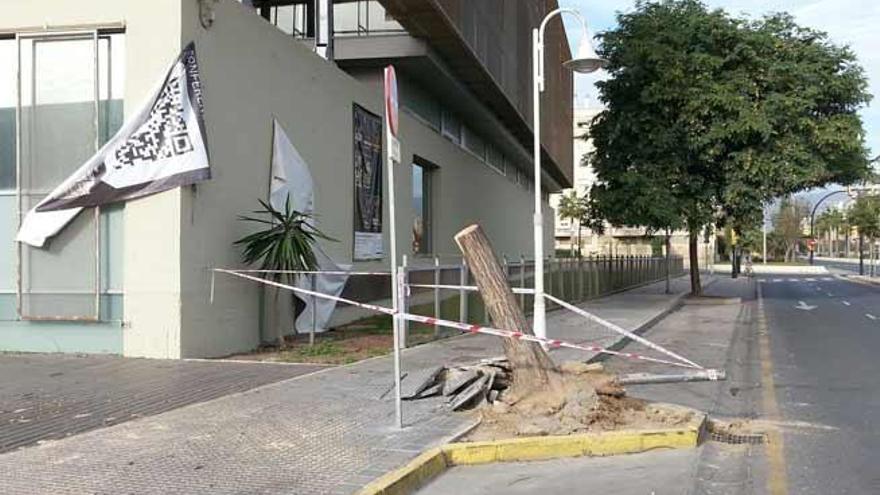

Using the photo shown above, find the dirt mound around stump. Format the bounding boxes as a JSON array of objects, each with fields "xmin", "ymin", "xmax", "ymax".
[{"xmin": 465, "ymin": 370, "xmax": 696, "ymax": 442}]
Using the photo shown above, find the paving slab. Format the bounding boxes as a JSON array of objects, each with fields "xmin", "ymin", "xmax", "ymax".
[{"xmin": 0, "ymin": 354, "xmax": 325, "ymax": 453}]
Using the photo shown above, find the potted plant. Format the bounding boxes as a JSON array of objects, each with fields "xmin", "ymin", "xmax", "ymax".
[{"xmin": 235, "ymin": 197, "xmax": 334, "ymax": 348}]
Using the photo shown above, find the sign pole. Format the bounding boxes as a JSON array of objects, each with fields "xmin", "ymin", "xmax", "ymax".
[{"xmin": 385, "ymin": 65, "xmax": 403, "ymax": 430}]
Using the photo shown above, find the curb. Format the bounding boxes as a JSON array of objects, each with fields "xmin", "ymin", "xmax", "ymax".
[
  {"xmin": 357, "ymin": 404, "xmax": 706, "ymax": 495},
  {"xmin": 837, "ymin": 274, "xmax": 880, "ymax": 287}
]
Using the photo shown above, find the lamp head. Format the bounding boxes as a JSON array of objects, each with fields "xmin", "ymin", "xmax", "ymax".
[{"xmin": 563, "ymin": 36, "xmax": 607, "ymax": 73}]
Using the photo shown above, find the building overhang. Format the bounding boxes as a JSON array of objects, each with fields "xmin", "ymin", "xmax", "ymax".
[
  {"xmin": 335, "ymin": 34, "xmax": 567, "ymax": 191},
  {"xmin": 373, "ymin": 0, "xmax": 572, "ymax": 190}
]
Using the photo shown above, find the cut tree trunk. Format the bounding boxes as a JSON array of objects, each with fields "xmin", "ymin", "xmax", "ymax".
[
  {"xmin": 688, "ymin": 230, "xmax": 702, "ymax": 296},
  {"xmin": 454, "ymin": 224, "xmax": 562, "ymax": 396}
]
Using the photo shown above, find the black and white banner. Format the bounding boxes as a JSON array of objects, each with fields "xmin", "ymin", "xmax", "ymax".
[{"xmin": 16, "ymin": 42, "xmax": 210, "ymax": 247}]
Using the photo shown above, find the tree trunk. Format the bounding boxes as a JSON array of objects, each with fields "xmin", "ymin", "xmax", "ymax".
[
  {"xmin": 688, "ymin": 230, "xmax": 702, "ymax": 295},
  {"xmin": 665, "ymin": 230, "xmax": 672, "ymax": 294},
  {"xmin": 577, "ymin": 224, "xmax": 583, "ymax": 258},
  {"xmin": 454, "ymin": 224, "xmax": 562, "ymax": 395}
]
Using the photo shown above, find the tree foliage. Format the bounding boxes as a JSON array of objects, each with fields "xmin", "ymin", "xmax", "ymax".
[
  {"xmin": 772, "ymin": 197, "xmax": 809, "ymax": 262},
  {"xmin": 848, "ymin": 195, "xmax": 880, "ymax": 239},
  {"xmin": 588, "ymin": 0, "xmax": 871, "ymax": 290}
]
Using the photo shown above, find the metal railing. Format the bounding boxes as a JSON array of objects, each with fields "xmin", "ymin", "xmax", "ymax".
[{"xmin": 400, "ymin": 254, "xmax": 685, "ymax": 344}]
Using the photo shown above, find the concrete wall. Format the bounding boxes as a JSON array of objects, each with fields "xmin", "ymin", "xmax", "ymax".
[
  {"xmin": 1, "ymin": 0, "xmax": 184, "ymax": 356},
  {"xmin": 175, "ymin": 0, "xmax": 551, "ymax": 357}
]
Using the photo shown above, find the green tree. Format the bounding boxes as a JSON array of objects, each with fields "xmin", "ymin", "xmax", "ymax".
[
  {"xmin": 589, "ymin": 0, "xmax": 871, "ymax": 294},
  {"xmin": 848, "ymin": 195, "xmax": 880, "ymax": 240},
  {"xmin": 815, "ymin": 208, "xmax": 845, "ymax": 256},
  {"xmin": 772, "ymin": 197, "xmax": 809, "ymax": 262},
  {"xmin": 556, "ymin": 191, "xmax": 597, "ymax": 257},
  {"xmin": 556, "ymin": 191, "xmax": 586, "ymax": 257}
]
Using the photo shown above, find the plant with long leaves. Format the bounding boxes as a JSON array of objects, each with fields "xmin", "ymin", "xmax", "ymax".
[
  {"xmin": 235, "ymin": 198, "xmax": 335, "ymax": 348},
  {"xmin": 235, "ymin": 198, "xmax": 335, "ymax": 282}
]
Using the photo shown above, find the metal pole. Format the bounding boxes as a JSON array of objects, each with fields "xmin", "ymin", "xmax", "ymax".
[
  {"xmin": 393, "ymin": 271, "xmax": 404, "ymax": 429},
  {"xmin": 433, "ymin": 256, "xmax": 441, "ymax": 336},
  {"xmin": 310, "ymin": 274, "xmax": 317, "ymax": 346},
  {"xmin": 859, "ymin": 234, "xmax": 864, "ymax": 275},
  {"xmin": 519, "ymin": 254, "xmax": 526, "ymax": 309},
  {"xmin": 532, "ymin": 27, "xmax": 547, "ymax": 341},
  {"xmin": 400, "ymin": 254, "xmax": 408, "ymax": 348},
  {"xmin": 385, "ymin": 91, "xmax": 402, "ymax": 429},
  {"xmin": 459, "ymin": 259, "xmax": 469, "ymax": 322}
]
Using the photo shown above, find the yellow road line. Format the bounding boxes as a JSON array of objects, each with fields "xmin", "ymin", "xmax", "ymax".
[{"xmin": 757, "ymin": 282, "xmax": 789, "ymax": 495}]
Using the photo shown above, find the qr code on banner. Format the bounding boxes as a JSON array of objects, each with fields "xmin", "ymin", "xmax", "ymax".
[{"xmin": 112, "ymin": 73, "xmax": 194, "ymax": 169}]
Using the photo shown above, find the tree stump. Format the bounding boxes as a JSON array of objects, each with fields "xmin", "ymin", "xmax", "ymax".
[{"xmin": 454, "ymin": 224, "xmax": 562, "ymax": 396}]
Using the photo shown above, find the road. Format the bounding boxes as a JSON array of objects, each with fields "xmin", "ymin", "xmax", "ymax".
[{"xmin": 759, "ymin": 271, "xmax": 880, "ymax": 494}]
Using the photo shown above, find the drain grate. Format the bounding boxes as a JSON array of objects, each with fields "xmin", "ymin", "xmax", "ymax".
[
  {"xmin": 709, "ymin": 430, "xmax": 767, "ymax": 445},
  {"xmin": 706, "ymin": 418, "xmax": 768, "ymax": 445}
]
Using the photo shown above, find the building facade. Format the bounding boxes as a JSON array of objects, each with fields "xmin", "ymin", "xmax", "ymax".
[{"xmin": 0, "ymin": 0, "xmax": 574, "ymax": 357}]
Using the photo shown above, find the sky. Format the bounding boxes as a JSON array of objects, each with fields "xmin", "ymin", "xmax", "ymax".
[{"xmin": 558, "ymin": 0, "xmax": 880, "ymax": 159}]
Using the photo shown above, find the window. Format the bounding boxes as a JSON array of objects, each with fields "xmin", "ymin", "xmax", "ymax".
[
  {"xmin": 0, "ymin": 39, "xmax": 14, "ymax": 190},
  {"xmin": 412, "ymin": 158, "xmax": 435, "ymax": 254},
  {"xmin": 441, "ymin": 110, "xmax": 461, "ymax": 144},
  {"xmin": 486, "ymin": 144, "xmax": 506, "ymax": 175},
  {"xmin": 462, "ymin": 126, "xmax": 485, "ymax": 161}
]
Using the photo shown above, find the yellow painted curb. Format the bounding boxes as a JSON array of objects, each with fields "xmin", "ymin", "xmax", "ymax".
[{"xmin": 357, "ymin": 405, "xmax": 706, "ymax": 495}]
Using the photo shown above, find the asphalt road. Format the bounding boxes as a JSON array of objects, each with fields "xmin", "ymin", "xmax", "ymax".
[{"xmin": 760, "ymin": 271, "xmax": 880, "ymax": 494}]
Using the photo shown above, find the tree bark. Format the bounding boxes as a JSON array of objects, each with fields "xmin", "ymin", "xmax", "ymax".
[
  {"xmin": 454, "ymin": 224, "xmax": 562, "ymax": 394},
  {"xmin": 688, "ymin": 230, "xmax": 702, "ymax": 295}
]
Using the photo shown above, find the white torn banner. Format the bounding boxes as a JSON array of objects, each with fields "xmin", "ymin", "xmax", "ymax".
[
  {"xmin": 16, "ymin": 42, "xmax": 210, "ymax": 247},
  {"xmin": 269, "ymin": 119, "xmax": 350, "ymax": 334}
]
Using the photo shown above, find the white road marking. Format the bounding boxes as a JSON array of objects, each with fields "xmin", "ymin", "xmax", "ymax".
[
  {"xmin": 822, "ymin": 277, "xmax": 834, "ymax": 281},
  {"xmin": 795, "ymin": 301, "xmax": 817, "ymax": 311},
  {"xmin": 843, "ymin": 301, "xmax": 851, "ymax": 306},
  {"xmin": 806, "ymin": 278, "xmax": 816, "ymax": 282},
  {"xmin": 788, "ymin": 278, "xmax": 799, "ymax": 282},
  {"xmin": 826, "ymin": 293, "xmax": 834, "ymax": 297},
  {"xmin": 773, "ymin": 278, "xmax": 783, "ymax": 283},
  {"xmin": 866, "ymin": 314, "xmax": 877, "ymax": 320}
]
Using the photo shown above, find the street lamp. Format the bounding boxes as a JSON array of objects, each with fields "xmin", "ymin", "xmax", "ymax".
[{"xmin": 532, "ymin": 9, "xmax": 607, "ymax": 342}]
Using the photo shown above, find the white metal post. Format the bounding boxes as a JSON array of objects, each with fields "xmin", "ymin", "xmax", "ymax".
[
  {"xmin": 385, "ymin": 91, "xmax": 402, "ymax": 430},
  {"xmin": 532, "ymin": 27, "xmax": 547, "ymax": 341},
  {"xmin": 433, "ymin": 256, "xmax": 441, "ymax": 336}
]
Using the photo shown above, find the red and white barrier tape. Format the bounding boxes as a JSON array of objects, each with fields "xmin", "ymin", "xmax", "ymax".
[
  {"xmin": 213, "ymin": 269, "xmax": 395, "ymax": 316},
  {"xmin": 221, "ymin": 269, "xmax": 391, "ymax": 276},
  {"xmin": 407, "ymin": 283, "xmax": 702, "ymax": 369},
  {"xmin": 213, "ymin": 269, "xmax": 701, "ymax": 369},
  {"xmin": 543, "ymin": 293, "xmax": 703, "ymax": 369}
]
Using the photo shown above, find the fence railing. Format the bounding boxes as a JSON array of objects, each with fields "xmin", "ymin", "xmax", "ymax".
[{"xmin": 400, "ymin": 255, "xmax": 685, "ymax": 343}]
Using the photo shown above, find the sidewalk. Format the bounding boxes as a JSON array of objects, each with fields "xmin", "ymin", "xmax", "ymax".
[{"xmin": 0, "ymin": 275, "xmax": 703, "ymax": 495}]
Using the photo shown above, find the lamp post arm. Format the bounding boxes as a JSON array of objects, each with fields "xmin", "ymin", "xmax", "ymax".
[
  {"xmin": 536, "ymin": 8, "xmax": 588, "ymax": 92},
  {"xmin": 809, "ymin": 190, "xmax": 847, "ymax": 264}
]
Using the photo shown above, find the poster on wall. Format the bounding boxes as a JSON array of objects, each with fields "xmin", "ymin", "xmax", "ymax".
[
  {"xmin": 16, "ymin": 42, "xmax": 210, "ymax": 248},
  {"xmin": 352, "ymin": 104, "xmax": 383, "ymax": 260}
]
